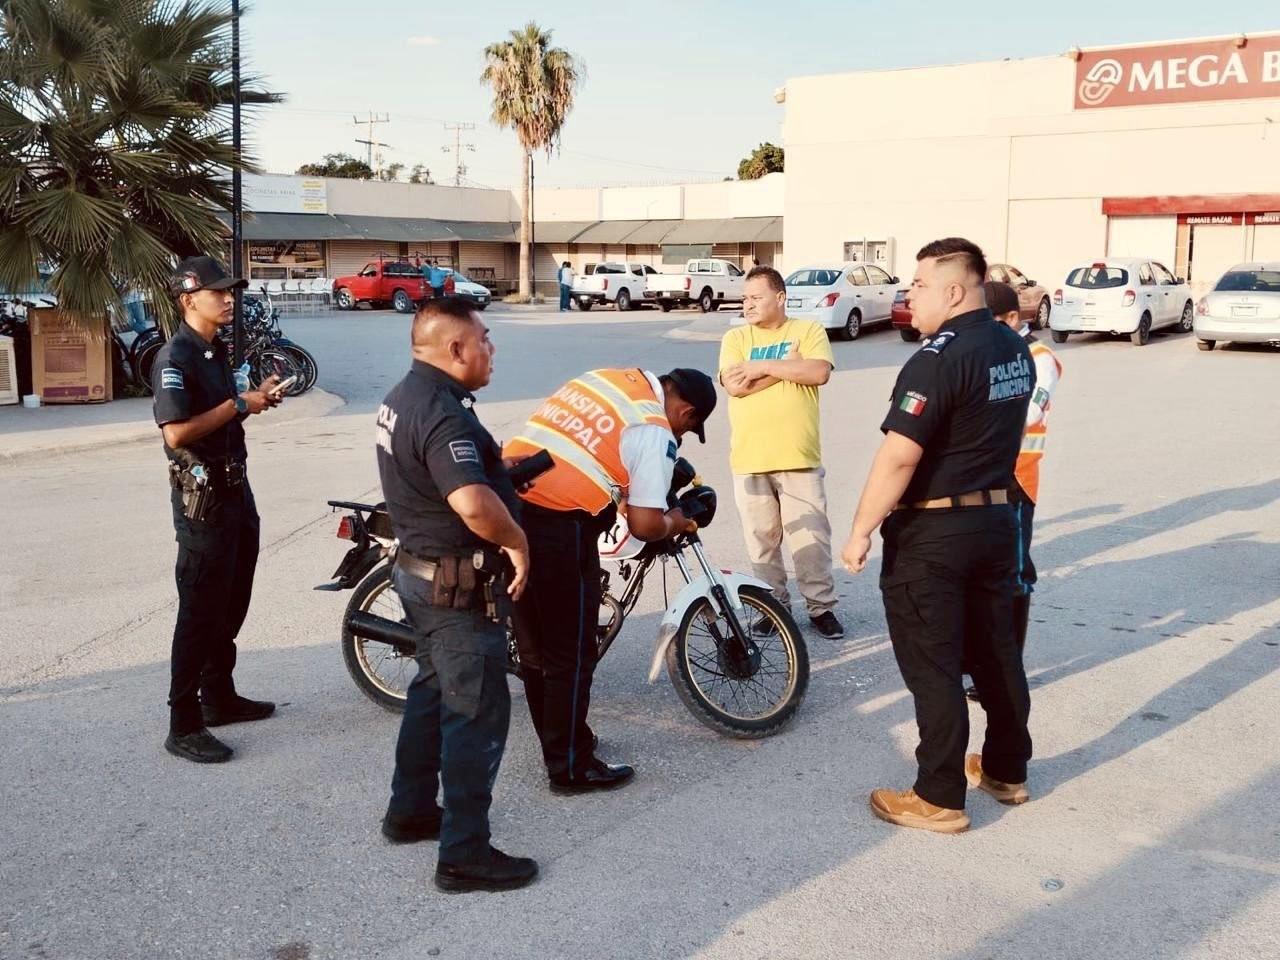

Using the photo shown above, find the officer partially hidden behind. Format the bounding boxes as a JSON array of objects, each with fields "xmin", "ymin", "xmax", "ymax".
[
  {"xmin": 375, "ymin": 296, "xmax": 537, "ymax": 893},
  {"xmin": 153, "ymin": 256, "xmax": 283, "ymax": 764},
  {"xmin": 506, "ymin": 367, "xmax": 717, "ymax": 792},
  {"xmin": 841, "ymin": 238, "xmax": 1036, "ymax": 833}
]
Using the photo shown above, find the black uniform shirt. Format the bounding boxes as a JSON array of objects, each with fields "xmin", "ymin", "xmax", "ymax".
[
  {"xmin": 881, "ymin": 308, "xmax": 1034, "ymax": 503},
  {"xmin": 152, "ymin": 321, "xmax": 247, "ymax": 463},
  {"xmin": 375, "ymin": 360, "xmax": 519, "ymax": 558}
]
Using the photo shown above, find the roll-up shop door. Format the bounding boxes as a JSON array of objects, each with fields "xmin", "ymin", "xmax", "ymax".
[
  {"xmin": 459, "ymin": 242, "xmax": 505, "ymax": 281},
  {"xmin": 328, "ymin": 241, "xmax": 386, "ymax": 278},
  {"xmin": 1189, "ymin": 225, "xmax": 1247, "ymax": 298},
  {"xmin": 1252, "ymin": 219, "xmax": 1280, "ymax": 262}
]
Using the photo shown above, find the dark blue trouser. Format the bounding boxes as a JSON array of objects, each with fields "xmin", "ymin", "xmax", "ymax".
[
  {"xmin": 168, "ymin": 482, "xmax": 259, "ymax": 734},
  {"xmin": 559, "ymin": 283, "xmax": 572, "ymax": 310},
  {"xmin": 387, "ymin": 565, "xmax": 511, "ymax": 865}
]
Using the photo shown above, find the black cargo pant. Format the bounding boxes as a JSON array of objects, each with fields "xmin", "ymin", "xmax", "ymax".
[
  {"xmin": 880, "ymin": 506, "xmax": 1033, "ymax": 810},
  {"xmin": 512, "ymin": 504, "xmax": 605, "ymax": 780},
  {"xmin": 387, "ymin": 565, "xmax": 511, "ymax": 866},
  {"xmin": 168, "ymin": 481, "xmax": 259, "ymax": 735}
]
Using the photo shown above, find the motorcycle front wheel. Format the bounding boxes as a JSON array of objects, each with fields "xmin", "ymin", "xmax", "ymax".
[
  {"xmin": 342, "ymin": 565, "xmax": 412, "ymax": 712},
  {"xmin": 666, "ymin": 585, "xmax": 809, "ymax": 739}
]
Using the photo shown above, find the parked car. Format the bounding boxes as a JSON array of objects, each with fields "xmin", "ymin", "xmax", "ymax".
[
  {"xmin": 441, "ymin": 268, "xmax": 491, "ymax": 310},
  {"xmin": 573, "ymin": 261, "xmax": 657, "ymax": 311},
  {"xmin": 1050, "ymin": 258, "xmax": 1194, "ymax": 347},
  {"xmin": 644, "ymin": 258, "xmax": 745, "ymax": 313},
  {"xmin": 1194, "ymin": 262, "xmax": 1280, "ymax": 351},
  {"xmin": 332, "ymin": 259, "xmax": 432, "ymax": 313},
  {"xmin": 989, "ymin": 263, "xmax": 1052, "ymax": 329},
  {"xmin": 891, "ymin": 262, "xmax": 1047, "ymax": 340},
  {"xmin": 782, "ymin": 263, "xmax": 901, "ymax": 340}
]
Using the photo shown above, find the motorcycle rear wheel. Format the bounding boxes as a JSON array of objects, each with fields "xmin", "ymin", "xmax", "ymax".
[
  {"xmin": 666, "ymin": 585, "xmax": 809, "ymax": 739},
  {"xmin": 342, "ymin": 565, "xmax": 413, "ymax": 712}
]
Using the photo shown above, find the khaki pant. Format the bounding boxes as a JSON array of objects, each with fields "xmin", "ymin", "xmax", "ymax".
[{"xmin": 732, "ymin": 468, "xmax": 837, "ymax": 617}]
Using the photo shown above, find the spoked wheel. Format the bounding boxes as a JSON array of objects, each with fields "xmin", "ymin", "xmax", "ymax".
[
  {"xmin": 250, "ymin": 347, "xmax": 301, "ymax": 388},
  {"xmin": 281, "ymin": 344, "xmax": 318, "ymax": 394},
  {"xmin": 666, "ymin": 585, "xmax": 809, "ymax": 738},
  {"xmin": 342, "ymin": 565, "xmax": 412, "ymax": 712}
]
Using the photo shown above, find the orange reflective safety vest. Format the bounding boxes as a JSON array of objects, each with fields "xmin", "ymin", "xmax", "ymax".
[
  {"xmin": 504, "ymin": 368, "xmax": 671, "ymax": 515},
  {"xmin": 1014, "ymin": 339, "xmax": 1063, "ymax": 503}
]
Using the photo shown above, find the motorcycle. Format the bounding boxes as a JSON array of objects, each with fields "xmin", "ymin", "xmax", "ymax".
[{"xmin": 317, "ymin": 458, "xmax": 810, "ymax": 739}]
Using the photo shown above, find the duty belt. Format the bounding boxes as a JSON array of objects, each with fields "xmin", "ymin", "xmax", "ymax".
[
  {"xmin": 895, "ymin": 489, "xmax": 1009, "ymax": 511},
  {"xmin": 394, "ymin": 549, "xmax": 439, "ymax": 582}
]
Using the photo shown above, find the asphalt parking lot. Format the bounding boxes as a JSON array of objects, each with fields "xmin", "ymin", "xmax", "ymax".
[{"xmin": 3, "ymin": 305, "xmax": 1279, "ymax": 960}]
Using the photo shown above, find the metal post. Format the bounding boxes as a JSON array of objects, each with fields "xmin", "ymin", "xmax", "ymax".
[
  {"xmin": 529, "ymin": 153, "xmax": 536, "ymax": 299},
  {"xmin": 231, "ymin": 0, "xmax": 244, "ymax": 366}
]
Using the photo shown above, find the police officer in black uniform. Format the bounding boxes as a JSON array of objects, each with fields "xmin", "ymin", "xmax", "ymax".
[
  {"xmin": 375, "ymin": 296, "xmax": 538, "ymax": 893},
  {"xmin": 153, "ymin": 256, "xmax": 282, "ymax": 764},
  {"xmin": 842, "ymin": 238, "xmax": 1035, "ymax": 834}
]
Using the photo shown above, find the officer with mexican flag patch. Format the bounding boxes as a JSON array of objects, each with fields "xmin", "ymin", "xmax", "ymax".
[{"xmin": 840, "ymin": 237, "xmax": 1036, "ymax": 835}]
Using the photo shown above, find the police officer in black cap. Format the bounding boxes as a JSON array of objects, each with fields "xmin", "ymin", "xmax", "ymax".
[
  {"xmin": 841, "ymin": 238, "xmax": 1035, "ymax": 834},
  {"xmin": 375, "ymin": 296, "xmax": 537, "ymax": 893},
  {"xmin": 153, "ymin": 256, "xmax": 283, "ymax": 764}
]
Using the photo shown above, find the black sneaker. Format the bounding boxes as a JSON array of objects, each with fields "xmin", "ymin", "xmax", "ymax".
[
  {"xmin": 201, "ymin": 695, "xmax": 275, "ymax": 727},
  {"xmin": 382, "ymin": 811, "xmax": 442, "ymax": 843},
  {"xmin": 751, "ymin": 617, "xmax": 780, "ymax": 638},
  {"xmin": 549, "ymin": 758, "xmax": 635, "ymax": 795},
  {"xmin": 164, "ymin": 728, "xmax": 233, "ymax": 764},
  {"xmin": 809, "ymin": 611, "xmax": 845, "ymax": 639},
  {"xmin": 435, "ymin": 846, "xmax": 539, "ymax": 893}
]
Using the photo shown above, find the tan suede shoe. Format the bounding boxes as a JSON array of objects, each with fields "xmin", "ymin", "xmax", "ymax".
[
  {"xmin": 965, "ymin": 753, "xmax": 1030, "ymax": 805},
  {"xmin": 868, "ymin": 788, "xmax": 970, "ymax": 833}
]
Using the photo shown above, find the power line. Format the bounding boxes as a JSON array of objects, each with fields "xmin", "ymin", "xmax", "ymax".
[
  {"xmin": 352, "ymin": 111, "xmax": 391, "ymax": 172},
  {"xmin": 442, "ymin": 121, "xmax": 477, "ymax": 187}
]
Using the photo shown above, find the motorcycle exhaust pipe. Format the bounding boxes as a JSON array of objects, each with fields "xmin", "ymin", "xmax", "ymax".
[{"xmin": 346, "ymin": 610, "xmax": 416, "ymax": 656}]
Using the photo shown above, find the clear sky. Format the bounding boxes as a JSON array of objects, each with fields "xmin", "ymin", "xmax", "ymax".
[{"xmin": 241, "ymin": 0, "xmax": 1277, "ymax": 190}]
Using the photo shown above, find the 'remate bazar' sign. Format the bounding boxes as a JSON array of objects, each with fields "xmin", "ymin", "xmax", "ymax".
[{"xmin": 1075, "ymin": 36, "xmax": 1280, "ymax": 110}]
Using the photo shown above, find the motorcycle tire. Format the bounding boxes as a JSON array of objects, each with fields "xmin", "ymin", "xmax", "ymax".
[
  {"xmin": 665, "ymin": 585, "xmax": 809, "ymax": 739},
  {"xmin": 132, "ymin": 337, "xmax": 163, "ymax": 396},
  {"xmin": 280, "ymin": 344, "xmax": 318, "ymax": 394},
  {"xmin": 341, "ymin": 564, "xmax": 413, "ymax": 713}
]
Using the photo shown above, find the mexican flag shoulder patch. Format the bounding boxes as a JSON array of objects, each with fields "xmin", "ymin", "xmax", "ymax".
[{"xmin": 899, "ymin": 391, "xmax": 927, "ymax": 416}]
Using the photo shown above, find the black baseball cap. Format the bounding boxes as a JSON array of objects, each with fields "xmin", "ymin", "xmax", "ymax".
[
  {"xmin": 169, "ymin": 256, "xmax": 247, "ymax": 297},
  {"xmin": 983, "ymin": 280, "xmax": 1020, "ymax": 319},
  {"xmin": 665, "ymin": 367, "xmax": 717, "ymax": 443}
]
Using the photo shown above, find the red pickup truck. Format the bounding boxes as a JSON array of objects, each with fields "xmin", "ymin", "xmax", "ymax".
[{"xmin": 333, "ymin": 259, "xmax": 433, "ymax": 313}]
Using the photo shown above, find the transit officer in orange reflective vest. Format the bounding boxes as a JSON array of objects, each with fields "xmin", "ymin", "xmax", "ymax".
[
  {"xmin": 506, "ymin": 368, "xmax": 717, "ymax": 793},
  {"xmin": 967, "ymin": 281, "xmax": 1063, "ymax": 703}
]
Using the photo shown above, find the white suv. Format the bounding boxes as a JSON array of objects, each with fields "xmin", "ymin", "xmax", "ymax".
[{"xmin": 1050, "ymin": 258, "xmax": 1194, "ymax": 347}]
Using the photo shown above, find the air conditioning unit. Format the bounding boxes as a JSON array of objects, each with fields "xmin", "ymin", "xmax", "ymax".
[{"xmin": 0, "ymin": 335, "xmax": 18, "ymax": 405}]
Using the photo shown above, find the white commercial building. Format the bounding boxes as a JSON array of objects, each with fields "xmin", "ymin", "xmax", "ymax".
[{"xmin": 780, "ymin": 31, "xmax": 1280, "ymax": 298}]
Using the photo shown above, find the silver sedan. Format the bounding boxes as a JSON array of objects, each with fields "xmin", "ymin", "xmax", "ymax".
[{"xmin": 1195, "ymin": 263, "xmax": 1280, "ymax": 350}]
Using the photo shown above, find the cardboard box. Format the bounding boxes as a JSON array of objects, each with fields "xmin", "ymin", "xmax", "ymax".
[{"xmin": 30, "ymin": 308, "xmax": 112, "ymax": 404}]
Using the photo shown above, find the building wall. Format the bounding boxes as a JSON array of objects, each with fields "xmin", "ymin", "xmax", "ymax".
[
  {"xmin": 783, "ymin": 48, "xmax": 1280, "ymax": 291},
  {"xmin": 324, "ymin": 179, "xmax": 518, "ymax": 221}
]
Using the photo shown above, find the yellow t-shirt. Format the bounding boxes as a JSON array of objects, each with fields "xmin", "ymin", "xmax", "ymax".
[{"xmin": 718, "ymin": 318, "xmax": 834, "ymax": 475}]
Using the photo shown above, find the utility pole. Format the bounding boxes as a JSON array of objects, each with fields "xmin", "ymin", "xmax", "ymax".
[
  {"xmin": 231, "ymin": 0, "xmax": 244, "ymax": 365},
  {"xmin": 441, "ymin": 121, "xmax": 476, "ymax": 187},
  {"xmin": 353, "ymin": 111, "xmax": 391, "ymax": 173}
]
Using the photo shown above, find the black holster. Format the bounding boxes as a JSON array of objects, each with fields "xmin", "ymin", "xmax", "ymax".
[{"xmin": 168, "ymin": 459, "xmax": 217, "ymax": 523}]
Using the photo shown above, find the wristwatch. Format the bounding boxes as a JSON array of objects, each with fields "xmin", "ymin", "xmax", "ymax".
[{"xmin": 234, "ymin": 396, "xmax": 248, "ymax": 414}]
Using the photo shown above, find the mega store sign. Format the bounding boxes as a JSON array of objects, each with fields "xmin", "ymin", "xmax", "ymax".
[{"xmin": 1075, "ymin": 35, "xmax": 1280, "ymax": 109}]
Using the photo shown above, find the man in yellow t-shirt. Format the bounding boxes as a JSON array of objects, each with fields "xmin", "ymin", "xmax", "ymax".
[{"xmin": 718, "ymin": 266, "xmax": 844, "ymax": 639}]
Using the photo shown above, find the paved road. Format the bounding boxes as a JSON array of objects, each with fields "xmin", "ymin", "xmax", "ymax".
[{"xmin": 3, "ymin": 306, "xmax": 1279, "ymax": 960}]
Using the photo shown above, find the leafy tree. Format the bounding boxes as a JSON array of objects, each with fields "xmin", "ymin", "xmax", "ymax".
[
  {"xmin": 482, "ymin": 22, "xmax": 582, "ymax": 300},
  {"xmin": 378, "ymin": 162, "xmax": 404, "ymax": 182},
  {"xmin": 0, "ymin": 0, "xmax": 280, "ymax": 329},
  {"xmin": 409, "ymin": 163, "xmax": 433, "ymax": 185},
  {"xmin": 737, "ymin": 142, "xmax": 784, "ymax": 180},
  {"xmin": 296, "ymin": 152, "xmax": 373, "ymax": 180}
]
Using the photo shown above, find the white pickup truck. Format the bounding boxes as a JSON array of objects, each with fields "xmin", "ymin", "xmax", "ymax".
[
  {"xmin": 572, "ymin": 261, "xmax": 658, "ymax": 312},
  {"xmin": 643, "ymin": 258, "xmax": 746, "ymax": 312}
]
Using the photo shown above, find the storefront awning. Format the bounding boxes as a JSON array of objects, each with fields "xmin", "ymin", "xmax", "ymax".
[
  {"xmin": 333, "ymin": 215, "xmax": 457, "ymax": 242},
  {"xmin": 658, "ymin": 216, "xmax": 783, "ymax": 245},
  {"xmin": 218, "ymin": 211, "xmax": 366, "ymax": 240},
  {"xmin": 622, "ymin": 220, "xmax": 681, "ymax": 244},
  {"xmin": 530, "ymin": 221, "xmax": 596, "ymax": 243},
  {"xmin": 445, "ymin": 220, "xmax": 519, "ymax": 242},
  {"xmin": 569, "ymin": 220, "xmax": 651, "ymax": 244}
]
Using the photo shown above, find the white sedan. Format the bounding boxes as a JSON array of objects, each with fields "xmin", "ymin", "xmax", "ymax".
[
  {"xmin": 783, "ymin": 263, "xmax": 901, "ymax": 340},
  {"xmin": 1194, "ymin": 262, "xmax": 1280, "ymax": 351},
  {"xmin": 1050, "ymin": 258, "xmax": 1194, "ymax": 347}
]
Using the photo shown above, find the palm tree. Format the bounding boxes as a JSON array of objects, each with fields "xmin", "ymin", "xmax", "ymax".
[
  {"xmin": 0, "ymin": 0, "xmax": 280, "ymax": 331},
  {"xmin": 481, "ymin": 22, "xmax": 582, "ymax": 301}
]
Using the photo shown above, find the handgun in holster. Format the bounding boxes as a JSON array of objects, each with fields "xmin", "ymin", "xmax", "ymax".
[{"xmin": 169, "ymin": 451, "xmax": 217, "ymax": 523}]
